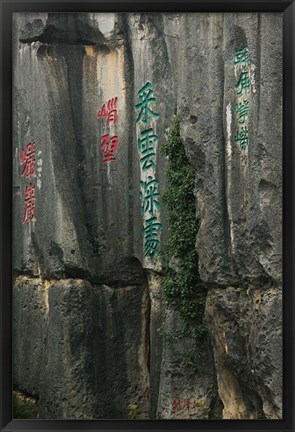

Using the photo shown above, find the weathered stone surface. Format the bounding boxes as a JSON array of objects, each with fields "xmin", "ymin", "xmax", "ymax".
[
  {"xmin": 206, "ymin": 287, "xmax": 282, "ymax": 419},
  {"xmin": 167, "ymin": 13, "xmax": 282, "ymax": 419},
  {"xmin": 13, "ymin": 11, "xmax": 282, "ymax": 420},
  {"xmin": 173, "ymin": 13, "xmax": 282, "ymax": 289},
  {"xmin": 156, "ymin": 309, "xmax": 222, "ymax": 420},
  {"xmin": 13, "ymin": 276, "xmax": 150, "ymax": 419}
]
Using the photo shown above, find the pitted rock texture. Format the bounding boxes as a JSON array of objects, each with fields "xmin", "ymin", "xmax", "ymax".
[
  {"xmin": 13, "ymin": 276, "xmax": 150, "ymax": 419},
  {"xmin": 13, "ymin": 12, "xmax": 282, "ymax": 419},
  {"xmin": 206, "ymin": 287, "xmax": 282, "ymax": 419},
  {"xmin": 156, "ymin": 309, "xmax": 222, "ymax": 420}
]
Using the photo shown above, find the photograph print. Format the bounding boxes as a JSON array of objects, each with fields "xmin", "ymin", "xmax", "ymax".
[{"xmin": 12, "ymin": 11, "xmax": 282, "ymax": 420}]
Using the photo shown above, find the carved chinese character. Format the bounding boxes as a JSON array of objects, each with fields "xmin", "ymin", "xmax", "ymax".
[
  {"xmin": 235, "ymin": 46, "xmax": 250, "ymax": 68},
  {"xmin": 182, "ymin": 400, "xmax": 191, "ymax": 410},
  {"xmin": 235, "ymin": 100, "xmax": 250, "ymax": 124},
  {"xmin": 97, "ymin": 104, "xmax": 108, "ymax": 118},
  {"xmin": 107, "ymin": 98, "xmax": 117, "ymax": 112},
  {"xmin": 144, "ymin": 238, "xmax": 161, "ymax": 258},
  {"xmin": 235, "ymin": 71, "xmax": 251, "ymax": 96},
  {"xmin": 100, "ymin": 134, "xmax": 118, "ymax": 163},
  {"xmin": 140, "ymin": 176, "xmax": 161, "ymax": 216},
  {"xmin": 135, "ymin": 82, "xmax": 160, "ymax": 126},
  {"xmin": 98, "ymin": 97, "xmax": 118, "ymax": 126},
  {"xmin": 234, "ymin": 126, "xmax": 249, "ymax": 150},
  {"xmin": 22, "ymin": 183, "xmax": 36, "ymax": 223},
  {"xmin": 141, "ymin": 216, "xmax": 163, "ymax": 257},
  {"xmin": 20, "ymin": 142, "xmax": 36, "ymax": 179},
  {"xmin": 106, "ymin": 109, "xmax": 118, "ymax": 126},
  {"xmin": 172, "ymin": 400, "xmax": 182, "ymax": 413},
  {"xmin": 138, "ymin": 128, "xmax": 159, "ymax": 171}
]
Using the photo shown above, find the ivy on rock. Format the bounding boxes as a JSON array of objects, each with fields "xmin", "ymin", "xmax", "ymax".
[{"xmin": 160, "ymin": 115, "xmax": 207, "ymax": 369}]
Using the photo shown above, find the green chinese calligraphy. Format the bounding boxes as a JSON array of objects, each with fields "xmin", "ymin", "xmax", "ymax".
[
  {"xmin": 135, "ymin": 82, "xmax": 160, "ymax": 126},
  {"xmin": 234, "ymin": 46, "xmax": 250, "ymax": 69},
  {"xmin": 234, "ymin": 126, "xmax": 249, "ymax": 150},
  {"xmin": 233, "ymin": 47, "xmax": 251, "ymax": 151},
  {"xmin": 235, "ymin": 100, "xmax": 250, "ymax": 124},
  {"xmin": 141, "ymin": 216, "xmax": 163, "ymax": 257},
  {"xmin": 138, "ymin": 128, "xmax": 159, "ymax": 171},
  {"xmin": 135, "ymin": 81, "xmax": 162, "ymax": 259},
  {"xmin": 235, "ymin": 71, "xmax": 251, "ymax": 96},
  {"xmin": 140, "ymin": 176, "xmax": 161, "ymax": 216}
]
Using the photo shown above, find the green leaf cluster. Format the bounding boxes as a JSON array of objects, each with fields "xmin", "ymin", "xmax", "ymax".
[
  {"xmin": 13, "ymin": 393, "xmax": 39, "ymax": 419},
  {"xmin": 127, "ymin": 403, "xmax": 145, "ymax": 420},
  {"xmin": 160, "ymin": 116, "xmax": 207, "ymax": 369}
]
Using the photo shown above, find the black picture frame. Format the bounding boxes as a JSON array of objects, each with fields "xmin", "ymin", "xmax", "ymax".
[{"xmin": 1, "ymin": 1, "xmax": 294, "ymax": 431}]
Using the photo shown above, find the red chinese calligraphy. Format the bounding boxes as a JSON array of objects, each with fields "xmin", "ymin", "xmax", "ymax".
[
  {"xmin": 22, "ymin": 183, "xmax": 36, "ymax": 223},
  {"xmin": 97, "ymin": 97, "xmax": 118, "ymax": 126},
  {"xmin": 97, "ymin": 97, "xmax": 119, "ymax": 162},
  {"xmin": 106, "ymin": 109, "xmax": 118, "ymax": 126},
  {"xmin": 20, "ymin": 142, "xmax": 36, "ymax": 178},
  {"xmin": 182, "ymin": 400, "xmax": 190, "ymax": 410},
  {"xmin": 100, "ymin": 134, "xmax": 118, "ymax": 163},
  {"xmin": 172, "ymin": 400, "xmax": 182, "ymax": 413},
  {"xmin": 171, "ymin": 399, "xmax": 209, "ymax": 419}
]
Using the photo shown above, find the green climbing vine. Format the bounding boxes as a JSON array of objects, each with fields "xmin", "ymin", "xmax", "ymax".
[{"xmin": 160, "ymin": 115, "xmax": 207, "ymax": 369}]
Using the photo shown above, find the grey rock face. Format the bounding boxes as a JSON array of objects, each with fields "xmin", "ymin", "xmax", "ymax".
[
  {"xmin": 206, "ymin": 287, "xmax": 282, "ymax": 419},
  {"xmin": 13, "ymin": 276, "xmax": 150, "ymax": 419},
  {"xmin": 168, "ymin": 12, "xmax": 282, "ymax": 420},
  {"xmin": 13, "ymin": 12, "xmax": 282, "ymax": 419},
  {"xmin": 174, "ymin": 13, "xmax": 282, "ymax": 289},
  {"xmin": 156, "ymin": 309, "xmax": 222, "ymax": 420}
]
